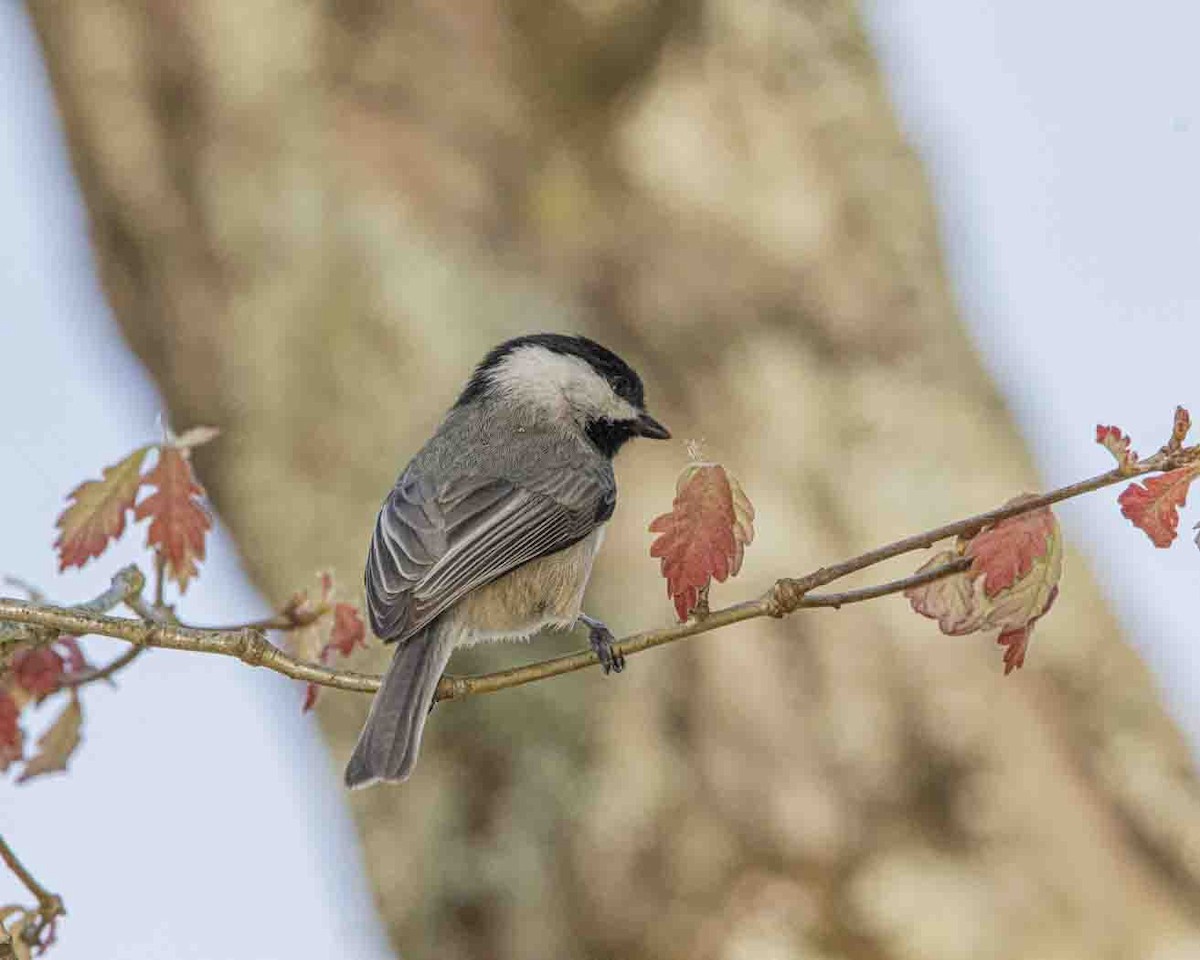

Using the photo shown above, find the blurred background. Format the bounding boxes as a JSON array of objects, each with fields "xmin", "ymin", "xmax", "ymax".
[{"xmin": 2, "ymin": 1, "xmax": 1199, "ymax": 958}]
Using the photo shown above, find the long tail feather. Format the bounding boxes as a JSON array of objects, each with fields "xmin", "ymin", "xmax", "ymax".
[{"xmin": 344, "ymin": 622, "xmax": 455, "ymax": 788}]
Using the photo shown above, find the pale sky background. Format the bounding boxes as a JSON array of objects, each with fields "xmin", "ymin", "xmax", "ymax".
[{"xmin": 2, "ymin": 2, "xmax": 1198, "ymax": 957}]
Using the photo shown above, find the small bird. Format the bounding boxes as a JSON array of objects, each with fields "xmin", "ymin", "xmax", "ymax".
[{"xmin": 345, "ymin": 334, "xmax": 670, "ymax": 788}]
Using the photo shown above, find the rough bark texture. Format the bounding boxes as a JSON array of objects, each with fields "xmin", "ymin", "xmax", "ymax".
[{"xmin": 28, "ymin": 0, "xmax": 1200, "ymax": 956}]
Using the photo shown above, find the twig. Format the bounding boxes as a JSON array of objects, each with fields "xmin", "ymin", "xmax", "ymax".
[
  {"xmin": 124, "ymin": 591, "xmax": 159, "ymax": 624},
  {"xmin": 189, "ymin": 605, "xmax": 331, "ymax": 634},
  {"xmin": 59, "ymin": 646, "xmax": 143, "ymax": 689},
  {"xmin": 435, "ymin": 557, "xmax": 974, "ymax": 701},
  {"xmin": 760, "ymin": 444, "xmax": 1198, "ymax": 618},
  {"xmin": 0, "ymin": 578, "xmax": 45, "ymax": 604},
  {"xmin": 0, "ymin": 834, "xmax": 64, "ymax": 951},
  {"xmin": 0, "ymin": 566, "xmax": 144, "ymax": 647},
  {"xmin": 1, "ymin": 568, "xmax": 964, "ymax": 701},
  {"xmin": 796, "ymin": 556, "xmax": 973, "ymax": 609},
  {"xmin": 61, "ymin": 571, "xmax": 182, "ymax": 690},
  {"xmin": 59, "ymin": 574, "xmax": 168, "ymax": 690},
  {"xmin": 0, "ymin": 597, "xmax": 380, "ymax": 694},
  {"xmin": 0, "ymin": 838, "xmax": 55, "ymax": 914},
  {"xmin": 0, "ymin": 448, "xmax": 1195, "ymax": 703},
  {"xmin": 73, "ymin": 566, "xmax": 144, "ymax": 615}
]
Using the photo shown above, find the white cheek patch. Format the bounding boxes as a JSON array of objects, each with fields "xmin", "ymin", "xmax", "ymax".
[
  {"xmin": 488, "ymin": 345, "xmax": 637, "ymax": 422},
  {"xmin": 568, "ymin": 369, "xmax": 639, "ymax": 421}
]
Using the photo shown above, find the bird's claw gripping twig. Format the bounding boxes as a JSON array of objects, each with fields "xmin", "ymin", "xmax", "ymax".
[{"xmin": 579, "ymin": 613, "xmax": 625, "ymax": 675}]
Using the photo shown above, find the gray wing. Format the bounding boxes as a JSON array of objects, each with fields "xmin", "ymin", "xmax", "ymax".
[{"xmin": 365, "ymin": 465, "xmax": 614, "ymax": 643}]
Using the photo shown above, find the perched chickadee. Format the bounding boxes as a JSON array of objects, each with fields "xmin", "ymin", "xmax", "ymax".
[{"xmin": 345, "ymin": 334, "xmax": 670, "ymax": 788}]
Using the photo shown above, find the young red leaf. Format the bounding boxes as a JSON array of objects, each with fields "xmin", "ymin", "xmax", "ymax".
[
  {"xmin": 289, "ymin": 596, "xmax": 368, "ymax": 712},
  {"xmin": 8, "ymin": 647, "xmax": 65, "ymax": 702},
  {"xmin": 986, "ymin": 561, "xmax": 1060, "ymax": 675},
  {"xmin": 134, "ymin": 445, "xmax": 212, "ymax": 591},
  {"xmin": 908, "ymin": 499, "xmax": 1062, "ymax": 675},
  {"xmin": 966, "ymin": 499, "xmax": 1058, "ymax": 597},
  {"xmin": 1095, "ymin": 425, "xmax": 1138, "ymax": 474},
  {"xmin": 301, "ymin": 606, "xmax": 367, "ymax": 712},
  {"xmin": 649, "ymin": 461, "xmax": 755, "ymax": 621},
  {"xmin": 54, "ymin": 446, "xmax": 150, "ymax": 570},
  {"xmin": 0, "ymin": 689, "xmax": 23, "ymax": 773},
  {"xmin": 979, "ymin": 539, "xmax": 1061, "ymax": 632},
  {"xmin": 1117, "ymin": 465, "xmax": 1200, "ymax": 548},
  {"xmin": 17, "ymin": 694, "xmax": 83, "ymax": 784},
  {"xmin": 905, "ymin": 550, "xmax": 987, "ymax": 636},
  {"xmin": 55, "ymin": 636, "xmax": 91, "ymax": 674},
  {"xmin": 996, "ymin": 626, "xmax": 1031, "ymax": 676},
  {"xmin": 328, "ymin": 603, "xmax": 366, "ymax": 657}
]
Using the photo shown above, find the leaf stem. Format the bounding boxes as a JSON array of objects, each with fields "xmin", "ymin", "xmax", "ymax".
[{"xmin": 153, "ymin": 555, "xmax": 166, "ymax": 611}]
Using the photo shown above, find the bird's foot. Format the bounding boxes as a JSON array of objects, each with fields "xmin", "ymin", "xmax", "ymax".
[{"xmin": 579, "ymin": 613, "xmax": 625, "ymax": 675}]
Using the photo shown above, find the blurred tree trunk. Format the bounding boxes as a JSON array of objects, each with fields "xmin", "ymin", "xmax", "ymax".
[{"xmin": 27, "ymin": 0, "xmax": 1200, "ymax": 956}]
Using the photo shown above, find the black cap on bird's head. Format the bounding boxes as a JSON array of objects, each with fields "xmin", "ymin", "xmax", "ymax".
[{"xmin": 456, "ymin": 333, "xmax": 670, "ymax": 457}]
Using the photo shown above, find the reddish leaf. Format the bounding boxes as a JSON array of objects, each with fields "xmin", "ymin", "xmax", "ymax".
[
  {"xmin": 1117, "ymin": 466, "xmax": 1200, "ymax": 548},
  {"xmin": 9, "ymin": 647, "xmax": 65, "ymax": 701},
  {"xmin": 17, "ymin": 695, "xmax": 83, "ymax": 784},
  {"xmin": 966, "ymin": 498, "xmax": 1058, "ymax": 597},
  {"xmin": 305, "ymin": 607, "xmax": 368, "ymax": 711},
  {"xmin": 1095, "ymin": 425, "xmax": 1138, "ymax": 474},
  {"xmin": 0, "ymin": 689, "xmax": 23, "ymax": 773},
  {"xmin": 135, "ymin": 445, "xmax": 212, "ymax": 591},
  {"xmin": 54, "ymin": 446, "xmax": 150, "ymax": 570},
  {"xmin": 909, "ymin": 500, "xmax": 1062, "ymax": 675},
  {"xmin": 649, "ymin": 461, "xmax": 755, "ymax": 621},
  {"xmin": 995, "ymin": 584, "xmax": 1058, "ymax": 676},
  {"xmin": 54, "ymin": 636, "xmax": 90, "ymax": 674},
  {"xmin": 294, "ymin": 601, "xmax": 367, "ymax": 712},
  {"xmin": 996, "ymin": 626, "xmax": 1031, "ymax": 676},
  {"xmin": 905, "ymin": 550, "xmax": 987, "ymax": 636},
  {"xmin": 328, "ymin": 603, "xmax": 366, "ymax": 657}
]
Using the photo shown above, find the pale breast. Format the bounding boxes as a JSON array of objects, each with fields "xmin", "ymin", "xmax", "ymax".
[{"xmin": 454, "ymin": 527, "xmax": 605, "ymax": 642}]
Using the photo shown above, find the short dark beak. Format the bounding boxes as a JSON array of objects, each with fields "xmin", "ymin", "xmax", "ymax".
[{"xmin": 634, "ymin": 412, "xmax": 671, "ymax": 440}]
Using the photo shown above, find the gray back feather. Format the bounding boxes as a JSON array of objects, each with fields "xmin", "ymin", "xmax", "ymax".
[{"xmin": 364, "ymin": 402, "xmax": 615, "ymax": 643}]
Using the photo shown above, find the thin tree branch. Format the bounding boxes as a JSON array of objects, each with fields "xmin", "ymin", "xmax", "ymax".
[
  {"xmin": 0, "ymin": 598, "xmax": 381, "ymax": 694},
  {"xmin": 0, "ymin": 566, "xmax": 145, "ymax": 649},
  {"xmin": 123, "ymin": 591, "xmax": 159, "ymax": 624},
  {"xmin": 0, "ymin": 447, "xmax": 1195, "ymax": 703},
  {"xmin": 59, "ymin": 646, "xmax": 143, "ymax": 689},
  {"xmin": 73, "ymin": 566, "xmax": 145, "ymax": 615},
  {"xmin": 0, "ymin": 838, "xmax": 56, "ymax": 913},
  {"xmin": 795, "ymin": 556, "xmax": 973, "ymax": 609},
  {"xmin": 61, "ymin": 575, "xmax": 170, "ymax": 690},
  {"xmin": 0, "ymin": 834, "xmax": 64, "ymax": 952},
  {"xmin": 0, "ymin": 578, "xmax": 45, "ymax": 604},
  {"xmin": 190, "ymin": 604, "xmax": 331, "ymax": 634},
  {"xmin": 759, "ymin": 444, "xmax": 1198, "ymax": 619},
  {"xmin": 435, "ymin": 557, "xmax": 975, "ymax": 701}
]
